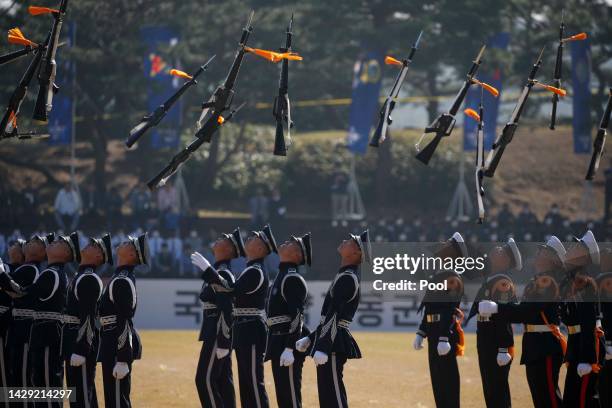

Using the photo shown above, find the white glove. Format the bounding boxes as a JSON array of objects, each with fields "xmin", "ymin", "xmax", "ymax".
[
  {"xmin": 70, "ymin": 354, "xmax": 86, "ymax": 367},
  {"xmin": 478, "ymin": 300, "xmax": 499, "ymax": 317},
  {"xmin": 0, "ymin": 263, "xmax": 5, "ymax": 274},
  {"xmin": 313, "ymin": 351, "xmax": 328, "ymax": 366},
  {"xmin": 496, "ymin": 352, "xmax": 512, "ymax": 367},
  {"xmin": 413, "ymin": 334, "xmax": 424, "ymax": 350},
  {"xmin": 295, "ymin": 337, "xmax": 311, "ymax": 353},
  {"xmin": 606, "ymin": 346, "xmax": 612, "ymax": 360},
  {"xmin": 112, "ymin": 362, "xmax": 130, "ymax": 380},
  {"xmin": 437, "ymin": 339, "xmax": 451, "ymax": 356},
  {"xmin": 216, "ymin": 348, "xmax": 229, "ymax": 359},
  {"xmin": 577, "ymin": 363, "xmax": 592, "ymax": 377},
  {"xmin": 191, "ymin": 252, "xmax": 211, "ymax": 272},
  {"xmin": 279, "ymin": 348, "xmax": 295, "ymax": 367}
]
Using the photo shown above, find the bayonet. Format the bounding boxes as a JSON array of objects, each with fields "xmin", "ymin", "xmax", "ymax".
[{"xmin": 586, "ymin": 88, "xmax": 612, "ymax": 180}]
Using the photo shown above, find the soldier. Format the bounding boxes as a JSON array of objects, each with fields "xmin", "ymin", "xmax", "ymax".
[
  {"xmin": 480, "ymin": 236, "xmax": 567, "ymax": 407},
  {"xmin": 295, "ymin": 230, "xmax": 369, "ymax": 408},
  {"xmin": 65, "ymin": 233, "xmax": 112, "ymax": 408},
  {"xmin": 195, "ymin": 225, "xmax": 276, "ymax": 408},
  {"xmin": 266, "ymin": 233, "xmax": 311, "ymax": 408},
  {"xmin": 1, "ymin": 234, "xmax": 52, "ymax": 394},
  {"xmin": 468, "ymin": 238, "xmax": 520, "ymax": 408},
  {"xmin": 0, "ymin": 239, "xmax": 25, "ymax": 395},
  {"xmin": 98, "ymin": 234, "xmax": 145, "ymax": 408},
  {"xmin": 414, "ymin": 232, "xmax": 467, "ymax": 408},
  {"xmin": 598, "ymin": 248, "xmax": 612, "ymax": 407},
  {"xmin": 559, "ymin": 230, "xmax": 603, "ymax": 408},
  {"xmin": 0, "ymin": 232, "xmax": 77, "ymax": 407},
  {"xmin": 194, "ymin": 228, "xmax": 244, "ymax": 408}
]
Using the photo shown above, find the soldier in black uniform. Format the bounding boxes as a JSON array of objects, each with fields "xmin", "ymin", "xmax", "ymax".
[
  {"xmin": 265, "ymin": 233, "xmax": 311, "ymax": 408},
  {"xmin": 0, "ymin": 232, "xmax": 77, "ymax": 408},
  {"xmin": 196, "ymin": 225, "xmax": 276, "ymax": 408},
  {"xmin": 414, "ymin": 232, "xmax": 467, "ymax": 408},
  {"xmin": 194, "ymin": 228, "xmax": 244, "ymax": 408},
  {"xmin": 467, "ymin": 238, "xmax": 520, "ymax": 408},
  {"xmin": 2, "ymin": 234, "xmax": 52, "ymax": 397},
  {"xmin": 98, "ymin": 234, "xmax": 145, "ymax": 408},
  {"xmin": 597, "ymin": 248, "xmax": 612, "ymax": 407},
  {"xmin": 65, "ymin": 233, "xmax": 112, "ymax": 408},
  {"xmin": 559, "ymin": 230, "xmax": 602, "ymax": 408},
  {"xmin": 295, "ymin": 230, "xmax": 369, "ymax": 408},
  {"xmin": 480, "ymin": 236, "xmax": 567, "ymax": 408},
  {"xmin": 0, "ymin": 239, "xmax": 25, "ymax": 396}
]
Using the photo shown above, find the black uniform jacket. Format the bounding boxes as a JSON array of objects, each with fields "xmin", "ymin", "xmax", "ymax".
[
  {"xmin": 265, "ymin": 262, "xmax": 309, "ymax": 360},
  {"xmin": 98, "ymin": 266, "xmax": 142, "ymax": 364},
  {"xmin": 198, "ymin": 260, "xmax": 234, "ymax": 350},
  {"xmin": 310, "ymin": 265, "xmax": 361, "ymax": 359},
  {"xmin": 560, "ymin": 297, "xmax": 601, "ymax": 365}
]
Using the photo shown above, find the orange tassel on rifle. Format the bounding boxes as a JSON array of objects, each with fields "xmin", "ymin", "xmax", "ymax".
[
  {"xmin": 169, "ymin": 69, "xmax": 192, "ymax": 80},
  {"xmin": 472, "ymin": 79, "xmax": 500, "ymax": 98},
  {"xmin": 563, "ymin": 32, "xmax": 587, "ymax": 42},
  {"xmin": 8, "ymin": 28, "xmax": 36, "ymax": 47},
  {"xmin": 28, "ymin": 6, "xmax": 59, "ymax": 15},
  {"xmin": 384, "ymin": 56, "xmax": 403, "ymax": 67},
  {"xmin": 245, "ymin": 47, "xmax": 303, "ymax": 63},
  {"xmin": 540, "ymin": 311, "xmax": 567, "ymax": 356},
  {"xmin": 592, "ymin": 327, "xmax": 604, "ymax": 373},
  {"xmin": 464, "ymin": 108, "xmax": 480, "ymax": 122},
  {"xmin": 455, "ymin": 308, "xmax": 466, "ymax": 357},
  {"xmin": 535, "ymin": 82, "xmax": 567, "ymax": 96}
]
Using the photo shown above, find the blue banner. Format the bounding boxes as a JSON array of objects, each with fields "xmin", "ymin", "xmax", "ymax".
[
  {"xmin": 346, "ymin": 51, "xmax": 383, "ymax": 155},
  {"xmin": 141, "ymin": 27, "xmax": 181, "ymax": 149},
  {"xmin": 47, "ymin": 22, "xmax": 75, "ymax": 145},
  {"xmin": 571, "ymin": 38, "xmax": 592, "ymax": 154},
  {"xmin": 463, "ymin": 32, "xmax": 510, "ymax": 151}
]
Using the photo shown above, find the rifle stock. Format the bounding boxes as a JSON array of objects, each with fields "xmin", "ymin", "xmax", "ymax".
[
  {"xmin": 586, "ymin": 129, "xmax": 606, "ymax": 180},
  {"xmin": 273, "ymin": 120, "xmax": 287, "ymax": 156},
  {"xmin": 415, "ymin": 132, "xmax": 443, "ymax": 165}
]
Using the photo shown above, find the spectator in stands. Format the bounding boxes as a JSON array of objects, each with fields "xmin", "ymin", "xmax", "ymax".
[
  {"xmin": 129, "ymin": 184, "xmax": 153, "ymax": 229},
  {"xmin": 157, "ymin": 181, "xmax": 180, "ymax": 230},
  {"xmin": 248, "ymin": 187, "xmax": 269, "ymax": 229},
  {"xmin": 331, "ymin": 171, "xmax": 349, "ymax": 227},
  {"xmin": 154, "ymin": 241, "xmax": 175, "ymax": 276},
  {"xmin": 166, "ymin": 230, "xmax": 183, "ymax": 265},
  {"xmin": 497, "ymin": 203, "xmax": 515, "ymax": 225},
  {"xmin": 82, "ymin": 184, "xmax": 101, "ymax": 220},
  {"xmin": 543, "ymin": 203, "xmax": 565, "ymax": 231},
  {"xmin": 179, "ymin": 243, "xmax": 196, "ymax": 276},
  {"xmin": 106, "ymin": 187, "xmax": 123, "ymax": 226},
  {"xmin": 269, "ymin": 188, "xmax": 287, "ymax": 231},
  {"xmin": 184, "ymin": 230, "xmax": 203, "ymax": 254},
  {"xmin": 54, "ymin": 181, "xmax": 82, "ymax": 231},
  {"xmin": 517, "ymin": 203, "xmax": 537, "ymax": 225},
  {"xmin": 21, "ymin": 177, "xmax": 37, "ymax": 227},
  {"xmin": 148, "ymin": 230, "xmax": 163, "ymax": 259}
]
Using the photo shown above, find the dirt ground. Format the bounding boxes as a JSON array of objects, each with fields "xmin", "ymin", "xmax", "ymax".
[{"xmin": 91, "ymin": 330, "xmax": 567, "ymax": 407}]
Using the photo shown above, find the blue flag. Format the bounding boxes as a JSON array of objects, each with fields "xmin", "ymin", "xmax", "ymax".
[
  {"xmin": 571, "ymin": 39, "xmax": 592, "ymax": 154},
  {"xmin": 347, "ymin": 51, "xmax": 383, "ymax": 155},
  {"xmin": 463, "ymin": 32, "xmax": 510, "ymax": 151},
  {"xmin": 47, "ymin": 22, "xmax": 75, "ymax": 145},
  {"xmin": 141, "ymin": 27, "xmax": 181, "ymax": 149}
]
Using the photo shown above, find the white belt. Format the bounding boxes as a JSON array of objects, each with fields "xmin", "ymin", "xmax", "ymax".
[
  {"xmin": 477, "ymin": 315, "xmax": 491, "ymax": 322},
  {"xmin": 267, "ymin": 315, "xmax": 291, "ymax": 326},
  {"xmin": 34, "ymin": 311, "xmax": 64, "ymax": 321},
  {"xmin": 525, "ymin": 324, "xmax": 552, "ymax": 333},
  {"xmin": 12, "ymin": 308, "xmax": 34, "ymax": 318},
  {"xmin": 338, "ymin": 319, "xmax": 351, "ymax": 329},
  {"xmin": 234, "ymin": 308, "xmax": 265, "ymax": 318},
  {"xmin": 99, "ymin": 315, "xmax": 117, "ymax": 326},
  {"xmin": 202, "ymin": 302, "xmax": 217, "ymax": 310},
  {"xmin": 63, "ymin": 315, "xmax": 80, "ymax": 325},
  {"xmin": 0, "ymin": 306, "xmax": 9, "ymax": 314}
]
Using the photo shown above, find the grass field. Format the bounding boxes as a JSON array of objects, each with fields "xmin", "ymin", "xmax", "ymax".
[{"xmin": 91, "ymin": 330, "xmax": 565, "ymax": 407}]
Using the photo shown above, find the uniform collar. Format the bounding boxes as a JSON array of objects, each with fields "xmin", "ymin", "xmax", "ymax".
[
  {"xmin": 339, "ymin": 264, "xmax": 358, "ymax": 273},
  {"xmin": 247, "ymin": 258, "xmax": 264, "ymax": 267},
  {"xmin": 214, "ymin": 260, "xmax": 232, "ymax": 270},
  {"xmin": 47, "ymin": 262, "xmax": 65, "ymax": 269},
  {"xmin": 279, "ymin": 262, "xmax": 298, "ymax": 272},
  {"xmin": 78, "ymin": 264, "xmax": 97, "ymax": 273},
  {"xmin": 115, "ymin": 265, "xmax": 136, "ymax": 275}
]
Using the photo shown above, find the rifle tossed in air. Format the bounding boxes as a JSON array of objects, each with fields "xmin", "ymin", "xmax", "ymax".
[
  {"xmin": 369, "ymin": 30, "xmax": 422, "ymax": 148},
  {"xmin": 549, "ymin": 11, "xmax": 587, "ymax": 130},
  {"xmin": 585, "ymin": 88, "xmax": 612, "ymax": 180},
  {"xmin": 125, "ymin": 55, "xmax": 216, "ymax": 148},
  {"xmin": 146, "ymin": 11, "xmax": 255, "ymax": 190},
  {"xmin": 0, "ymin": 28, "xmax": 43, "ymax": 67},
  {"xmin": 147, "ymin": 102, "xmax": 246, "ymax": 190},
  {"xmin": 29, "ymin": 0, "xmax": 69, "ymax": 124},
  {"xmin": 415, "ymin": 45, "xmax": 486, "ymax": 165},
  {"xmin": 270, "ymin": 15, "xmax": 302, "ymax": 156},
  {"xmin": 484, "ymin": 47, "xmax": 566, "ymax": 177},
  {"xmin": 0, "ymin": 32, "xmax": 51, "ymax": 140}
]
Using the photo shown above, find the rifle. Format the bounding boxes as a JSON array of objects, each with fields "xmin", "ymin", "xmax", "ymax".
[
  {"xmin": 147, "ymin": 102, "xmax": 246, "ymax": 191},
  {"xmin": 194, "ymin": 11, "xmax": 254, "ymax": 143},
  {"xmin": 272, "ymin": 15, "xmax": 300, "ymax": 156},
  {"xmin": 465, "ymin": 103, "xmax": 486, "ymax": 223},
  {"xmin": 415, "ymin": 45, "xmax": 486, "ymax": 165},
  {"xmin": 1, "ymin": 28, "xmax": 39, "ymax": 67},
  {"xmin": 125, "ymin": 55, "xmax": 216, "ymax": 148},
  {"xmin": 550, "ymin": 11, "xmax": 587, "ymax": 130},
  {"xmin": 586, "ymin": 88, "xmax": 612, "ymax": 180},
  {"xmin": 484, "ymin": 47, "xmax": 566, "ymax": 177},
  {"xmin": 30, "ymin": 0, "xmax": 69, "ymax": 123},
  {"xmin": 0, "ymin": 33, "xmax": 50, "ymax": 140},
  {"xmin": 369, "ymin": 30, "xmax": 422, "ymax": 148}
]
